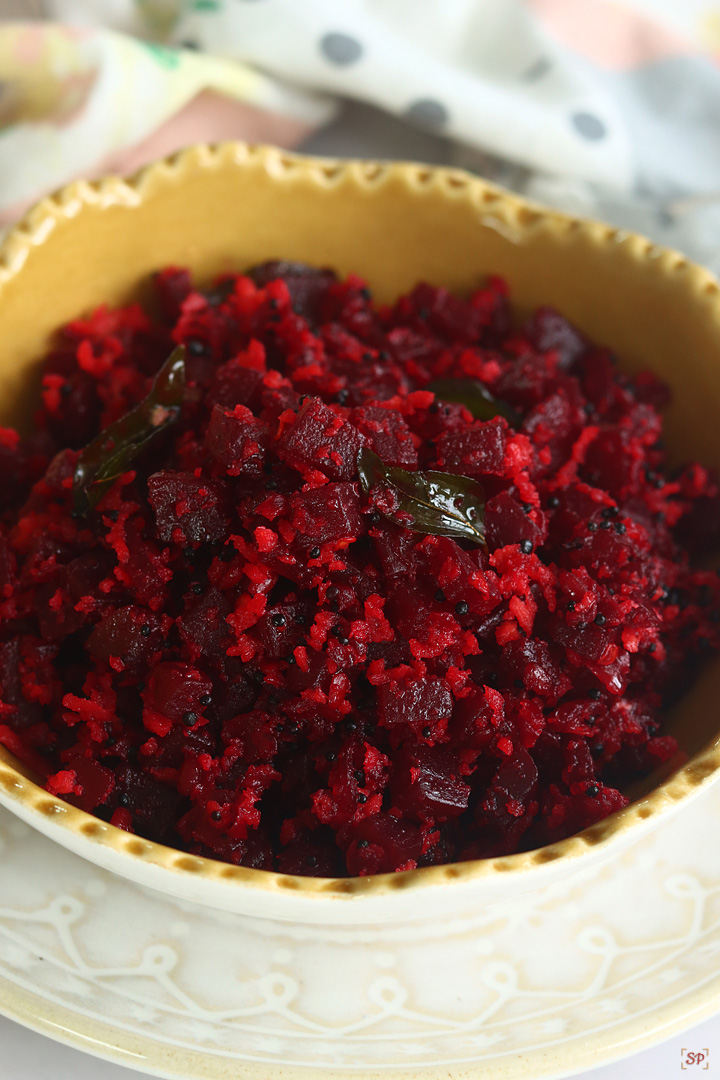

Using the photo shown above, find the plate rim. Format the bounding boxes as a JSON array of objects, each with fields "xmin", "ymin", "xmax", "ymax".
[{"xmin": 0, "ymin": 972, "xmax": 719, "ymax": 1080}]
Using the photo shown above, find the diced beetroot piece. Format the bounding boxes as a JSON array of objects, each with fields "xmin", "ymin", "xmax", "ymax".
[
  {"xmin": 114, "ymin": 765, "xmax": 184, "ymax": 843},
  {"xmin": 469, "ymin": 278, "xmax": 512, "ymax": 343},
  {"xmin": 552, "ymin": 618, "xmax": 615, "ymax": 664},
  {"xmin": 372, "ymin": 523, "xmax": 421, "ymax": 579},
  {"xmin": 209, "ymin": 357, "xmax": 265, "ymax": 411},
  {"xmin": 188, "ymin": 820, "xmax": 276, "ymax": 870},
  {"xmin": 384, "ymin": 580, "xmax": 437, "ymax": 640},
  {"xmin": 674, "ymin": 493, "xmax": 720, "ymax": 560},
  {"xmin": 240, "ymin": 833, "xmax": 285, "ymax": 872},
  {"xmin": 343, "ymin": 813, "xmax": 423, "ymax": 875},
  {"xmin": 177, "ymin": 586, "xmax": 233, "ymax": 660},
  {"xmin": 145, "ymin": 662, "xmax": 213, "ymax": 723},
  {"xmin": 0, "ymin": 640, "xmax": 23, "ymax": 705},
  {"xmin": 391, "ymin": 746, "xmax": 471, "ymax": 822},
  {"xmin": 418, "ymin": 536, "xmax": 502, "ymax": 618},
  {"xmin": 211, "ymin": 666, "xmax": 257, "ymax": 724},
  {"xmin": 205, "ymin": 405, "xmax": 269, "ymax": 476},
  {"xmin": 562, "ymin": 738, "xmax": 595, "ymax": 785},
  {"xmin": 259, "ymin": 380, "xmax": 302, "ymax": 423},
  {"xmin": 572, "ymin": 525, "xmax": 642, "ymax": 576},
  {"xmin": 450, "ymin": 686, "xmax": 498, "ymax": 750},
  {"xmin": 247, "ymin": 260, "xmax": 338, "ymax": 321},
  {"xmin": 289, "ymin": 482, "xmax": 363, "ymax": 546},
  {"xmin": 632, "ymin": 370, "xmax": 673, "ymax": 409},
  {"xmin": 87, "ymin": 606, "xmax": 163, "ymax": 669},
  {"xmin": 0, "ymin": 722, "xmax": 51, "ymax": 775},
  {"xmin": 579, "ymin": 348, "xmax": 628, "ymax": 411},
  {"xmin": 582, "ymin": 429, "xmax": 642, "ymax": 497},
  {"xmin": 585, "ymin": 652, "xmax": 631, "ymax": 696},
  {"xmin": 0, "ymin": 437, "xmax": 39, "ymax": 514},
  {"xmin": 514, "ymin": 697, "xmax": 548, "ymax": 748},
  {"xmin": 436, "ymin": 418, "xmax": 507, "ymax": 477},
  {"xmin": 277, "ymin": 837, "xmax": 342, "ymax": 877},
  {"xmin": 412, "ymin": 400, "xmax": 472, "ymax": 444},
  {"xmin": 153, "ymin": 267, "xmax": 193, "ymax": 322},
  {"xmin": 26, "ymin": 445, "xmax": 78, "ymax": 507},
  {"xmin": 546, "ymin": 702, "xmax": 596, "ymax": 736},
  {"xmin": 284, "ymin": 644, "xmax": 334, "ymax": 696},
  {"xmin": 277, "ymin": 397, "xmax": 366, "ymax": 480},
  {"xmin": 221, "ymin": 710, "xmax": 281, "ymax": 763},
  {"xmin": 37, "ymin": 551, "xmax": 114, "ymax": 641},
  {"xmin": 538, "ymin": 778, "xmax": 629, "ymax": 841},
  {"xmin": 543, "ymin": 481, "xmax": 611, "ymax": 548},
  {"xmin": 399, "ymin": 282, "xmax": 507, "ymax": 345},
  {"xmin": 148, "ymin": 471, "xmax": 230, "ymax": 544},
  {"xmin": 523, "ymin": 391, "xmax": 584, "ymax": 473},
  {"xmin": 476, "ymin": 745, "xmax": 538, "ymax": 839},
  {"xmin": 377, "ymin": 676, "xmax": 453, "ymax": 743},
  {"xmin": 498, "ymin": 638, "xmax": 570, "ymax": 706},
  {"xmin": 312, "ymin": 736, "xmax": 390, "ymax": 824},
  {"xmin": 524, "ymin": 306, "xmax": 588, "ymax": 369},
  {"xmin": 352, "ymin": 406, "xmax": 418, "ymax": 467},
  {"xmin": 43, "ymin": 368, "xmax": 101, "ymax": 449},
  {"xmin": 325, "ymin": 352, "xmax": 409, "ymax": 406},
  {"xmin": 138, "ymin": 721, "xmax": 216, "ymax": 772},
  {"xmin": 485, "ymin": 492, "xmax": 547, "ymax": 551},
  {"xmin": 64, "ymin": 756, "xmax": 116, "ymax": 813},
  {"xmin": 255, "ymin": 604, "xmax": 306, "ymax": 659},
  {"xmin": 111, "ymin": 529, "xmax": 172, "ymax": 612}
]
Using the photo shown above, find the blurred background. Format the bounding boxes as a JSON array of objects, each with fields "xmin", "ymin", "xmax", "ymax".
[{"xmin": 0, "ymin": 0, "xmax": 719, "ymax": 273}]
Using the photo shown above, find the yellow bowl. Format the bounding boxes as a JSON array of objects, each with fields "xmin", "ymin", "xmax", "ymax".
[{"xmin": 0, "ymin": 142, "xmax": 719, "ymax": 923}]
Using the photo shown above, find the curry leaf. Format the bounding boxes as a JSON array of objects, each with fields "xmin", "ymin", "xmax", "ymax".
[
  {"xmin": 357, "ymin": 448, "xmax": 486, "ymax": 547},
  {"xmin": 73, "ymin": 345, "xmax": 186, "ymax": 514},
  {"xmin": 427, "ymin": 377, "xmax": 522, "ymax": 427}
]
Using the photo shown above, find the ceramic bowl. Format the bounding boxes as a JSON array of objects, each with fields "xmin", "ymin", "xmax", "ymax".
[{"xmin": 0, "ymin": 143, "xmax": 719, "ymax": 925}]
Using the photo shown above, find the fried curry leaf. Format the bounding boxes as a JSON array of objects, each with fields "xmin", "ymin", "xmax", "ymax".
[
  {"xmin": 427, "ymin": 377, "xmax": 522, "ymax": 427},
  {"xmin": 357, "ymin": 447, "xmax": 486, "ymax": 547},
  {"xmin": 73, "ymin": 345, "xmax": 186, "ymax": 514}
]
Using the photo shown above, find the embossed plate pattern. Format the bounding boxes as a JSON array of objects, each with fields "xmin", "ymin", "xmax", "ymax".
[{"xmin": 0, "ymin": 783, "xmax": 720, "ymax": 1080}]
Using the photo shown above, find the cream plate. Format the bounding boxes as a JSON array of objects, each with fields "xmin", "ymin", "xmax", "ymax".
[{"xmin": 0, "ymin": 783, "xmax": 719, "ymax": 1080}]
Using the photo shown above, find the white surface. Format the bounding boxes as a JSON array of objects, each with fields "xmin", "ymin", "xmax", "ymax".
[{"xmin": 2, "ymin": 1011, "xmax": 718, "ymax": 1079}]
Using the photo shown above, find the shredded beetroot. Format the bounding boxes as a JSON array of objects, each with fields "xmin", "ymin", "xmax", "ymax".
[{"xmin": 1, "ymin": 260, "xmax": 719, "ymax": 876}]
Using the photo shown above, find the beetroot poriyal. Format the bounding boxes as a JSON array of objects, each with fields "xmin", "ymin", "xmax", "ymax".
[{"xmin": 0, "ymin": 261, "xmax": 718, "ymax": 877}]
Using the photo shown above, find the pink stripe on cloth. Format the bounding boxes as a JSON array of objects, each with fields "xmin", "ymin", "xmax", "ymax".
[
  {"xmin": 0, "ymin": 90, "xmax": 313, "ymax": 227},
  {"xmin": 528, "ymin": 0, "xmax": 698, "ymax": 69}
]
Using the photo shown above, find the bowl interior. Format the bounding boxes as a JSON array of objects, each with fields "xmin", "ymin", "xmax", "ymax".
[{"xmin": 0, "ymin": 144, "xmax": 719, "ymax": 826}]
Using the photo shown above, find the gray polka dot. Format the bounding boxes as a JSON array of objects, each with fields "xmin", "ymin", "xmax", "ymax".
[
  {"xmin": 320, "ymin": 32, "xmax": 364, "ymax": 66},
  {"xmin": 522, "ymin": 57, "xmax": 552, "ymax": 83},
  {"xmin": 571, "ymin": 112, "xmax": 607, "ymax": 140},
  {"xmin": 656, "ymin": 207, "xmax": 675, "ymax": 229},
  {"xmin": 405, "ymin": 98, "xmax": 449, "ymax": 130}
]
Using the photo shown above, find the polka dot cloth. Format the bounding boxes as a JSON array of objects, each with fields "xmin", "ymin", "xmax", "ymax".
[
  {"xmin": 7, "ymin": 0, "xmax": 720, "ymax": 277},
  {"xmin": 159, "ymin": 0, "xmax": 631, "ymax": 188}
]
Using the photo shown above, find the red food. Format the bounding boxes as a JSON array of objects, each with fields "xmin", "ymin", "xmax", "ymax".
[{"xmin": 0, "ymin": 262, "xmax": 718, "ymax": 877}]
